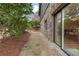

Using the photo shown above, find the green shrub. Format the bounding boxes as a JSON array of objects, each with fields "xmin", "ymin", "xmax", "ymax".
[{"xmin": 0, "ymin": 4, "xmax": 33, "ymax": 36}]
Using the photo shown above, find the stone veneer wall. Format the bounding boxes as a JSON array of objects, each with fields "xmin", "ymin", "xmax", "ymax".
[{"xmin": 40, "ymin": 3, "xmax": 62, "ymax": 42}]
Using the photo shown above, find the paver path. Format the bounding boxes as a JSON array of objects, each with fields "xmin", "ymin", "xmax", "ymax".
[{"xmin": 20, "ymin": 30, "xmax": 67, "ymax": 56}]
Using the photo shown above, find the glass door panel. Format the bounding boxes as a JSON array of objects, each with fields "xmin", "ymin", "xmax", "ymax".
[
  {"xmin": 55, "ymin": 12, "xmax": 62, "ymax": 46},
  {"xmin": 63, "ymin": 3, "xmax": 79, "ymax": 55}
]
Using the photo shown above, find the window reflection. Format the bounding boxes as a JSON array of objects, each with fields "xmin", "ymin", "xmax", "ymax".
[
  {"xmin": 55, "ymin": 12, "xmax": 62, "ymax": 46},
  {"xmin": 63, "ymin": 4, "xmax": 79, "ymax": 55}
]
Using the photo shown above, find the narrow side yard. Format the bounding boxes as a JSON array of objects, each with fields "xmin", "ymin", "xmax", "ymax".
[{"xmin": 20, "ymin": 30, "xmax": 67, "ymax": 56}]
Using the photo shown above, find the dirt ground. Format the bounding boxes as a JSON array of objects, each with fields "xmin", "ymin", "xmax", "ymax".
[{"xmin": 0, "ymin": 32, "xmax": 30, "ymax": 56}]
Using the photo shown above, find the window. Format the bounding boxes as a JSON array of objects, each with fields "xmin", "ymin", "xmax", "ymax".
[
  {"xmin": 45, "ymin": 20, "xmax": 47, "ymax": 30},
  {"xmin": 44, "ymin": 19, "xmax": 48, "ymax": 37},
  {"xmin": 55, "ymin": 3, "xmax": 79, "ymax": 55},
  {"xmin": 63, "ymin": 4, "xmax": 79, "ymax": 55},
  {"xmin": 55, "ymin": 12, "xmax": 62, "ymax": 46}
]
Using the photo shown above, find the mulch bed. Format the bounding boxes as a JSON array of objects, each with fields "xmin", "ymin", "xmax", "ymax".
[{"xmin": 0, "ymin": 32, "xmax": 30, "ymax": 56}]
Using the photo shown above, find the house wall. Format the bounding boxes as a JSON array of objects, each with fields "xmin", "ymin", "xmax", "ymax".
[
  {"xmin": 40, "ymin": 3, "xmax": 48, "ymax": 19},
  {"xmin": 40, "ymin": 3, "xmax": 62, "ymax": 41},
  {"xmin": 40, "ymin": 3, "xmax": 79, "ymax": 56}
]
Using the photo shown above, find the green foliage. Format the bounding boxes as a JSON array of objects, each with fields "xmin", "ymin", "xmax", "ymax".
[
  {"xmin": 27, "ymin": 20, "xmax": 40, "ymax": 29},
  {"xmin": 0, "ymin": 3, "xmax": 33, "ymax": 36}
]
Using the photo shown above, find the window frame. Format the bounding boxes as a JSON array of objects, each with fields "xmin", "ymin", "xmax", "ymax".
[
  {"xmin": 54, "ymin": 3, "xmax": 79, "ymax": 56},
  {"xmin": 54, "ymin": 12, "xmax": 62, "ymax": 47},
  {"xmin": 53, "ymin": 4, "xmax": 70, "ymax": 55}
]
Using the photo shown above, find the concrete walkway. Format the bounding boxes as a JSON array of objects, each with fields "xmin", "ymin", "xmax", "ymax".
[{"xmin": 19, "ymin": 30, "xmax": 67, "ymax": 56}]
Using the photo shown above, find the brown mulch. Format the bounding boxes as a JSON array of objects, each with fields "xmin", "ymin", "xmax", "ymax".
[{"xmin": 0, "ymin": 32, "xmax": 30, "ymax": 56}]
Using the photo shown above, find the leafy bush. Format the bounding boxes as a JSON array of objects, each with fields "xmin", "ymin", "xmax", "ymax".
[
  {"xmin": 27, "ymin": 20, "xmax": 40, "ymax": 29},
  {"xmin": 0, "ymin": 4, "xmax": 33, "ymax": 36}
]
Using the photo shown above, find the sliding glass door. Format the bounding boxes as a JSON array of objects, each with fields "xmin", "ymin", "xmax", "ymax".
[
  {"xmin": 55, "ymin": 3, "xmax": 79, "ymax": 55},
  {"xmin": 63, "ymin": 4, "xmax": 79, "ymax": 55},
  {"xmin": 55, "ymin": 12, "xmax": 62, "ymax": 46}
]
